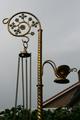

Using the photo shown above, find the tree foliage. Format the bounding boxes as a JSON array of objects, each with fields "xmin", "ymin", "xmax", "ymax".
[{"xmin": 0, "ymin": 104, "xmax": 80, "ymax": 120}]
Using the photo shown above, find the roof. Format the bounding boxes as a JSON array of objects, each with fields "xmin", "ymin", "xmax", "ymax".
[
  {"xmin": 68, "ymin": 86, "xmax": 80, "ymax": 107},
  {"xmin": 43, "ymin": 81, "xmax": 80, "ymax": 108}
]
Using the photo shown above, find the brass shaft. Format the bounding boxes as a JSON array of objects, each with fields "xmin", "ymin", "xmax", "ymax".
[{"xmin": 37, "ymin": 29, "xmax": 43, "ymax": 120}]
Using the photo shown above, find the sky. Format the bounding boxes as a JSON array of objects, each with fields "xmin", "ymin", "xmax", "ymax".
[{"xmin": 0, "ymin": 0, "xmax": 80, "ymax": 110}]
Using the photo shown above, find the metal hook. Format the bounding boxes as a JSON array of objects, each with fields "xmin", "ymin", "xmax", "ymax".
[
  {"xmin": 22, "ymin": 36, "xmax": 30, "ymax": 53},
  {"xmin": 22, "ymin": 39, "xmax": 28, "ymax": 50}
]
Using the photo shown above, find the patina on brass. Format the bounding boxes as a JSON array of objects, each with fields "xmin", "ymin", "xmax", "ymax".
[{"xmin": 3, "ymin": 12, "xmax": 43, "ymax": 120}]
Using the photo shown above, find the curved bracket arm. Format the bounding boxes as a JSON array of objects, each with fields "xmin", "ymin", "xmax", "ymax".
[
  {"xmin": 42, "ymin": 60, "xmax": 57, "ymax": 76},
  {"xmin": 42, "ymin": 60, "xmax": 78, "ymax": 80},
  {"xmin": 70, "ymin": 68, "xmax": 77, "ymax": 72}
]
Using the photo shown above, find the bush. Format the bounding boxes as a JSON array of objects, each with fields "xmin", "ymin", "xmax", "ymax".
[{"xmin": 0, "ymin": 104, "xmax": 80, "ymax": 120}]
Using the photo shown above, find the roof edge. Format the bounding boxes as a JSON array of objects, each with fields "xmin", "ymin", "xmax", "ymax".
[{"xmin": 43, "ymin": 81, "xmax": 80, "ymax": 106}]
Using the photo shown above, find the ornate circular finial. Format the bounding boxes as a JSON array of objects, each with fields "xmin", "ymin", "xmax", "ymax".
[
  {"xmin": 3, "ymin": 12, "xmax": 42, "ymax": 54},
  {"xmin": 3, "ymin": 12, "xmax": 41, "ymax": 38}
]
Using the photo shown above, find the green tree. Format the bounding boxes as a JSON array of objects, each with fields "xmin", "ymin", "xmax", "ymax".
[{"xmin": 53, "ymin": 107, "xmax": 70, "ymax": 120}]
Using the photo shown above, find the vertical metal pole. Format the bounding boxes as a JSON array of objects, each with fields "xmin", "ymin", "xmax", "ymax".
[
  {"xmin": 15, "ymin": 56, "xmax": 20, "ymax": 108},
  {"xmin": 30, "ymin": 54, "xmax": 32, "ymax": 111},
  {"xmin": 26, "ymin": 58, "xmax": 28, "ymax": 109},
  {"xmin": 14, "ymin": 56, "xmax": 20, "ymax": 120},
  {"xmin": 29, "ymin": 54, "xmax": 32, "ymax": 120},
  {"xmin": 37, "ymin": 29, "xmax": 43, "ymax": 120},
  {"xmin": 21, "ymin": 58, "xmax": 25, "ymax": 108}
]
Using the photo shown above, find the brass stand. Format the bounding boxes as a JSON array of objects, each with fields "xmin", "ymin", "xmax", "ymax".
[{"xmin": 3, "ymin": 12, "xmax": 43, "ymax": 120}]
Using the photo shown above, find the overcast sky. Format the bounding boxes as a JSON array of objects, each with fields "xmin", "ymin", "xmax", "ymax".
[{"xmin": 0, "ymin": 0, "xmax": 80, "ymax": 110}]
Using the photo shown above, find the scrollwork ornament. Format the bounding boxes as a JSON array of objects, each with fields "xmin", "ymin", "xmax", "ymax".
[{"xmin": 3, "ymin": 12, "xmax": 41, "ymax": 39}]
